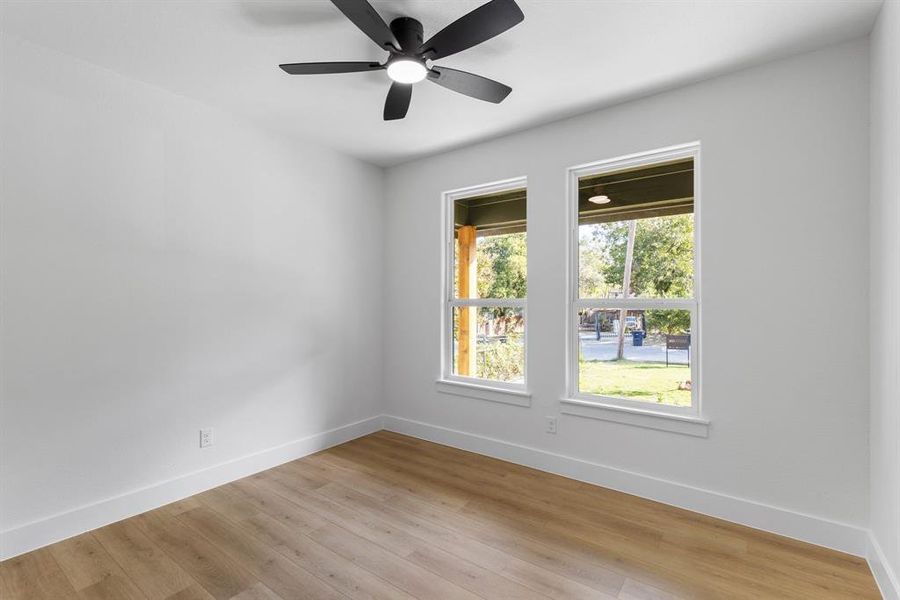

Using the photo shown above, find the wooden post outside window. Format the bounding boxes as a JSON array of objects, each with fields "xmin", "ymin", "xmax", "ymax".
[{"xmin": 457, "ymin": 225, "xmax": 477, "ymax": 376}]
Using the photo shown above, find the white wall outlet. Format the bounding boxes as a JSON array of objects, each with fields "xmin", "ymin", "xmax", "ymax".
[
  {"xmin": 546, "ymin": 416, "xmax": 557, "ymax": 434},
  {"xmin": 200, "ymin": 427, "xmax": 214, "ymax": 448}
]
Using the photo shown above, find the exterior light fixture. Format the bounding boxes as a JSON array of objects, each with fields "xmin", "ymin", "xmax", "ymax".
[{"xmin": 588, "ymin": 195, "xmax": 612, "ymax": 204}]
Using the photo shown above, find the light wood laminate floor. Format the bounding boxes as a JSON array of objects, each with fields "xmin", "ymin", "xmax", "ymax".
[{"xmin": 0, "ymin": 431, "xmax": 881, "ymax": 599}]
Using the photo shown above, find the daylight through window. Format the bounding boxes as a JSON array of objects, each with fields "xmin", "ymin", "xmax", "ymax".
[
  {"xmin": 445, "ymin": 182, "xmax": 527, "ymax": 388},
  {"xmin": 572, "ymin": 149, "xmax": 698, "ymax": 413}
]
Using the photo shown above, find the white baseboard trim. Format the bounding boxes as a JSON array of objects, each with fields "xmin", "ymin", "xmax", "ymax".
[
  {"xmin": 382, "ymin": 415, "xmax": 869, "ymax": 558},
  {"xmin": 0, "ymin": 415, "xmax": 384, "ymax": 561},
  {"xmin": 869, "ymin": 532, "xmax": 900, "ymax": 600}
]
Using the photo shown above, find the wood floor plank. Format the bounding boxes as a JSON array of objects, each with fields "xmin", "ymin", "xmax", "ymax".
[
  {"xmin": 134, "ymin": 509, "xmax": 259, "ymax": 600},
  {"xmin": 163, "ymin": 583, "xmax": 215, "ymax": 600},
  {"xmin": 0, "ymin": 548, "xmax": 79, "ymax": 599},
  {"xmin": 93, "ymin": 519, "xmax": 198, "ymax": 600},
  {"xmin": 330, "ymin": 440, "xmax": 678, "ymax": 593},
  {"xmin": 316, "ymin": 480, "xmax": 623, "ymax": 597},
  {"xmin": 312, "ymin": 482, "xmax": 557, "ymax": 599},
  {"xmin": 227, "ymin": 478, "xmax": 325, "ymax": 534},
  {"xmin": 617, "ymin": 578, "xmax": 682, "ymax": 600},
  {"xmin": 48, "ymin": 533, "xmax": 123, "ymax": 591},
  {"xmin": 245, "ymin": 512, "xmax": 416, "ymax": 600},
  {"xmin": 196, "ymin": 483, "xmax": 416, "ymax": 600},
  {"xmin": 295, "ymin": 454, "xmax": 398, "ymax": 502},
  {"xmin": 404, "ymin": 545, "xmax": 553, "ymax": 600},
  {"xmin": 308, "ymin": 522, "xmax": 482, "ymax": 600},
  {"xmin": 351, "ymin": 480, "xmax": 632, "ymax": 597},
  {"xmin": 274, "ymin": 476, "xmax": 619, "ymax": 600},
  {"xmin": 352, "ymin": 436, "xmax": 665, "ymax": 548},
  {"xmin": 228, "ymin": 582, "xmax": 284, "ymax": 600},
  {"xmin": 345, "ymin": 437, "xmax": 631, "ymax": 537},
  {"xmin": 193, "ymin": 486, "xmax": 263, "ymax": 524},
  {"xmin": 326, "ymin": 443, "xmax": 474, "ymax": 510},
  {"xmin": 248, "ymin": 474, "xmax": 486, "ymax": 600},
  {"xmin": 271, "ymin": 460, "xmax": 330, "ymax": 490},
  {"xmin": 0, "ymin": 432, "xmax": 881, "ymax": 600},
  {"xmin": 174, "ymin": 506, "xmax": 348, "ymax": 600},
  {"xmin": 48, "ymin": 533, "xmax": 146, "ymax": 599},
  {"xmin": 76, "ymin": 574, "xmax": 149, "ymax": 600}
]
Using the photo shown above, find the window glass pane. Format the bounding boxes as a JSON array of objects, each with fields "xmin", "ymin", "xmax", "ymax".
[
  {"xmin": 579, "ymin": 215, "xmax": 693, "ymax": 299},
  {"xmin": 578, "ymin": 159, "xmax": 694, "ymax": 299},
  {"xmin": 453, "ymin": 189, "xmax": 526, "ymax": 299},
  {"xmin": 577, "ymin": 308, "xmax": 691, "ymax": 407},
  {"xmin": 452, "ymin": 306, "xmax": 525, "ymax": 383}
]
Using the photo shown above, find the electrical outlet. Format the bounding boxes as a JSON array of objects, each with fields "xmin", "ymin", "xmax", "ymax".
[
  {"xmin": 200, "ymin": 428, "xmax": 214, "ymax": 448},
  {"xmin": 546, "ymin": 416, "xmax": 557, "ymax": 434}
]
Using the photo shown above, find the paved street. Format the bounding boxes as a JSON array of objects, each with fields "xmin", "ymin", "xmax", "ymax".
[{"xmin": 579, "ymin": 332, "xmax": 690, "ymax": 365}]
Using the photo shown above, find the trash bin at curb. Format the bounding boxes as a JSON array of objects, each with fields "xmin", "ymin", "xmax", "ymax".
[{"xmin": 632, "ymin": 330, "xmax": 645, "ymax": 346}]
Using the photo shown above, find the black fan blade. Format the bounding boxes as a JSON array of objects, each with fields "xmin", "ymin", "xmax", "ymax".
[
  {"xmin": 278, "ymin": 62, "xmax": 384, "ymax": 75},
  {"xmin": 428, "ymin": 66, "xmax": 511, "ymax": 103},
  {"xmin": 279, "ymin": 62, "xmax": 382, "ymax": 75},
  {"xmin": 417, "ymin": 0, "xmax": 523, "ymax": 60},
  {"xmin": 331, "ymin": 0, "xmax": 400, "ymax": 50},
  {"xmin": 384, "ymin": 82, "xmax": 412, "ymax": 120}
]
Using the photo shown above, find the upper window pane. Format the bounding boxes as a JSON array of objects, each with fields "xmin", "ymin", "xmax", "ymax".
[
  {"xmin": 578, "ymin": 159, "xmax": 694, "ymax": 299},
  {"xmin": 454, "ymin": 189, "xmax": 527, "ymax": 299}
]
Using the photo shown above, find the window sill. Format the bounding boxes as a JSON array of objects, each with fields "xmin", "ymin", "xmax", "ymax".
[
  {"xmin": 435, "ymin": 379, "xmax": 531, "ymax": 407},
  {"xmin": 560, "ymin": 397, "xmax": 709, "ymax": 437}
]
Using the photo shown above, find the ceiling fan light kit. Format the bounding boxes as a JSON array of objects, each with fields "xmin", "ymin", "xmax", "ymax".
[
  {"xmin": 279, "ymin": 0, "xmax": 524, "ymax": 120},
  {"xmin": 386, "ymin": 57, "xmax": 427, "ymax": 84}
]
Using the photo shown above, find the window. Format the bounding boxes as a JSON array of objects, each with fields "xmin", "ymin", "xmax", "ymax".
[
  {"xmin": 441, "ymin": 178, "xmax": 527, "ymax": 398},
  {"xmin": 566, "ymin": 144, "xmax": 700, "ymax": 419}
]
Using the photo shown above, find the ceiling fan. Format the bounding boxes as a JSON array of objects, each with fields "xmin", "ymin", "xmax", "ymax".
[{"xmin": 279, "ymin": 0, "xmax": 524, "ymax": 120}]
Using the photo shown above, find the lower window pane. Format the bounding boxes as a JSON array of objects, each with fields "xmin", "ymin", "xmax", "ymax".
[
  {"xmin": 578, "ymin": 308, "xmax": 691, "ymax": 407},
  {"xmin": 452, "ymin": 306, "xmax": 525, "ymax": 383}
]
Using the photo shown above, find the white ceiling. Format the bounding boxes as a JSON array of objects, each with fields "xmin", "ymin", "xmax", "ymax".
[{"xmin": 1, "ymin": 0, "xmax": 882, "ymax": 166}]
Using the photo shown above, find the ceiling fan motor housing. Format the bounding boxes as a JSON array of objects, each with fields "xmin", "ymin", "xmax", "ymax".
[{"xmin": 390, "ymin": 17, "xmax": 424, "ymax": 53}]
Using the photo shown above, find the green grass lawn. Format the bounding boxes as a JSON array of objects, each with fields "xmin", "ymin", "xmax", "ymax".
[{"xmin": 579, "ymin": 360, "xmax": 691, "ymax": 406}]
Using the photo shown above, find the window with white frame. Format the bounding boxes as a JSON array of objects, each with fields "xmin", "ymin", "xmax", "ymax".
[
  {"xmin": 568, "ymin": 145, "xmax": 700, "ymax": 416},
  {"xmin": 442, "ymin": 179, "xmax": 527, "ymax": 391}
]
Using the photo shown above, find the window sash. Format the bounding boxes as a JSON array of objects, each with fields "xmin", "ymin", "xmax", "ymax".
[
  {"xmin": 442, "ymin": 177, "xmax": 528, "ymax": 391},
  {"xmin": 574, "ymin": 298, "xmax": 693, "ymax": 310},
  {"xmin": 566, "ymin": 142, "xmax": 701, "ymax": 418},
  {"xmin": 570, "ymin": 301, "xmax": 698, "ymax": 416},
  {"xmin": 449, "ymin": 298, "xmax": 526, "ymax": 308}
]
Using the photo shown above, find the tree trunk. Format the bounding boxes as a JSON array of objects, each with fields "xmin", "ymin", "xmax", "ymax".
[{"xmin": 616, "ymin": 220, "xmax": 637, "ymax": 360}]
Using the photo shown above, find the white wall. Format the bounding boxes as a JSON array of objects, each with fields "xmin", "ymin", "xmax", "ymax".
[
  {"xmin": 869, "ymin": 0, "xmax": 900, "ymax": 596},
  {"xmin": 384, "ymin": 40, "xmax": 870, "ymax": 542},
  {"xmin": 0, "ymin": 36, "xmax": 384, "ymax": 555}
]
